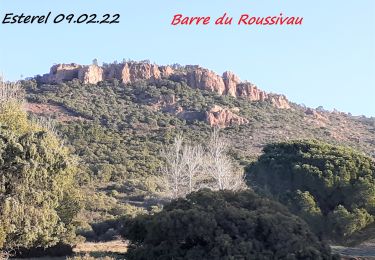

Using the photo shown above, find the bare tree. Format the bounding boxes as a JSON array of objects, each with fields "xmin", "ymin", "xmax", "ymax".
[
  {"xmin": 160, "ymin": 135, "xmax": 186, "ymax": 199},
  {"xmin": 160, "ymin": 130, "xmax": 245, "ymax": 199},
  {"xmin": 205, "ymin": 129, "xmax": 245, "ymax": 191},
  {"xmin": 182, "ymin": 144, "xmax": 204, "ymax": 193},
  {"xmin": 0, "ymin": 76, "xmax": 23, "ymax": 105}
]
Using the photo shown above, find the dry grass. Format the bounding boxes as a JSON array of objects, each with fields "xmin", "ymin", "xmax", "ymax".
[
  {"xmin": 70, "ymin": 240, "xmax": 127, "ymax": 259},
  {"xmin": 73, "ymin": 240, "xmax": 127, "ymax": 254},
  {"xmin": 10, "ymin": 241, "xmax": 127, "ymax": 260},
  {"xmin": 68, "ymin": 254, "xmax": 115, "ymax": 260},
  {"xmin": 25, "ymin": 103, "xmax": 86, "ymax": 123}
]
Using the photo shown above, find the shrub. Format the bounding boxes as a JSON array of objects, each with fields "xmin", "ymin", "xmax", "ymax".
[
  {"xmin": 122, "ymin": 189, "xmax": 337, "ymax": 259},
  {"xmin": 0, "ymin": 102, "xmax": 81, "ymax": 250},
  {"xmin": 246, "ymin": 140, "xmax": 375, "ymax": 242}
]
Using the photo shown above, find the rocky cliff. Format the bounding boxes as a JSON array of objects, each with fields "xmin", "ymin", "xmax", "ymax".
[
  {"xmin": 151, "ymin": 94, "xmax": 248, "ymax": 128},
  {"xmin": 37, "ymin": 61, "xmax": 290, "ymax": 109},
  {"xmin": 205, "ymin": 105, "xmax": 249, "ymax": 128}
]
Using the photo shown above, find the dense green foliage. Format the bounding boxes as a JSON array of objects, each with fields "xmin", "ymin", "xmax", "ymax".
[
  {"xmin": 122, "ymin": 189, "xmax": 337, "ymax": 260},
  {"xmin": 25, "ymin": 79, "xmax": 373, "ymax": 185},
  {"xmin": 0, "ymin": 103, "xmax": 80, "ymax": 250},
  {"xmin": 21, "ymin": 78, "xmax": 375, "ymax": 237},
  {"xmin": 246, "ymin": 140, "xmax": 375, "ymax": 242}
]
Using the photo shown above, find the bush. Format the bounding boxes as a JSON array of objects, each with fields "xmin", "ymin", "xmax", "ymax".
[
  {"xmin": 121, "ymin": 189, "xmax": 337, "ymax": 260},
  {"xmin": 246, "ymin": 140, "xmax": 375, "ymax": 242},
  {"xmin": 0, "ymin": 103, "xmax": 81, "ymax": 250}
]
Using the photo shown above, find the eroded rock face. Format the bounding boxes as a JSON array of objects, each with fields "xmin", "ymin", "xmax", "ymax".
[
  {"xmin": 124, "ymin": 63, "xmax": 159, "ymax": 83},
  {"xmin": 40, "ymin": 63, "xmax": 82, "ymax": 83},
  {"xmin": 186, "ymin": 67, "xmax": 226, "ymax": 95},
  {"xmin": 205, "ymin": 105, "xmax": 249, "ymax": 128},
  {"xmin": 304, "ymin": 108, "xmax": 329, "ymax": 127},
  {"xmin": 305, "ymin": 108, "xmax": 327, "ymax": 121},
  {"xmin": 236, "ymin": 83, "xmax": 268, "ymax": 101},
  {"xmin": 104, "ymin": 63, "xmax": 174, "ymax": 84},
  {"xmin": 38, "ymin": 61, "xmax": 290, "ymax": 109},
  {"xmin": 223, "ymin": 71, "xmax": 240, "ymax": 97},
  {"xmin": 269, "ymin": 94, "xmax": 291, "ymax": 109},
  {"xmin": 159, "ymin": 66, "xmax": 174, "ymax": 78},
  {"xmin": 78, "ymin": 65, "xmax": 103, "ymax": 84},
  {"xmin": 104, "ymin": 64, "xmax": 125, "ymax": 80}
]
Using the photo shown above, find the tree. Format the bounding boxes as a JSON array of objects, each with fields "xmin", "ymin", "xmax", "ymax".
[
  {"xmin": 160, "ymin": 131, "xmax": 245, "ymax": 199},
  {"xmin": 182, "ymin": 144, "xmax": 203, "ymax": 193},
  {"xmin": 160, "ymin": 135, "xmax": 186, "ymax": 199},
  {"xmin": 0, "ymin": 78, "xmax": 81, "ymax": 250},
  {"xmin": 246, "ymin": 140, "xmax": 375, "ymax": 242},
  {"xmin": 122, "ymin": 189, "xmax": 337, "ymax": 260},
  {"xmin": 205, "ymin": 129, "xmax": 244, "ymax": 191}
]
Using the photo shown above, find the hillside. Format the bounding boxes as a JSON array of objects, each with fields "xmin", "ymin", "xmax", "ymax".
[{"xmin": 20, "ymin": 60, "xmax": 375, "ymax": 236}]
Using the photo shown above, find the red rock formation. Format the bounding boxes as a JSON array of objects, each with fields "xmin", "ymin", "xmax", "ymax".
[
  {"xmin": 126, "ymin": 63, "xmax": 159, "ymax": 83},
  {"xmin": 78, "ymin": 65, "xmax": 103, "ymax": 84},
  {"xmin": 122, "ymin": 63, "xmax": 174, "ymax": 84},
  {"xmin": 159, "ymin": 66, "xmax": 174, "ymax": 78},
  {"xmin": 304, "ymin": 107, "xmax": 329, "ymax": 127},
  {"xmin": 305, "ymin": 108, "xmax": 328, "ymax": 121},
  {"xmin": 205, "ymin": 105, "xmax": 249, "ymax": 128},
  {"xmin": 38, "ymin": 61, "xmax": 290, "ymax": 109},
  {"xmin": 269, "ymin": 94, "xmax": 291, "ymax": 109},
  {"xmin": 186, "ymin": 67, "xmax": 226, "ymax": 95},
  {"xmin": 104, "ymin": 63, "xmax": 125, "ymax": 80},
  {"xmin": 41, "ymin": 63, "xmax": 82, "ymax": 83},
  {"xmin": 236, "ymin": 83, "xmax": 268, "ymax": 101},
  {"xmin": 223, "ymin": 71, "xmax": 240, "ymax": 97},
  {"xmin": 105, "ymin": 63, "xmax": 174, "ymax": 84}
]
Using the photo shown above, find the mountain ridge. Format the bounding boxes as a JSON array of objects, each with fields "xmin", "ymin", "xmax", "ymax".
[
  {"xmin": 18, "ymin": 64, "xmax": 375, "ymax": 231},
  {"xmin": 35, "ymin": 61, "xmax": 291, "ymax": 109}
]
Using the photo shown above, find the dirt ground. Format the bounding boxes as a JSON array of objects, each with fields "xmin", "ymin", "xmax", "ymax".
[{"xmin": 332, "ymin": 240, "xmax": 375, "ymax": 259}]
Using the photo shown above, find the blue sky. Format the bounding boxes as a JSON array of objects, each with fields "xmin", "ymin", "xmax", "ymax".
[{"xmin": 0, "ymin": 0, "xmax": 374, "ymax": 116}]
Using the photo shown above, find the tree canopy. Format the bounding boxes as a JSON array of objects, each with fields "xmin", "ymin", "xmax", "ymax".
[
  {"xmin": 122, "ymin": 189, "xmax": 336, "ymax": 260},
  {"xmin": 0, "ymin": 93, "xmax": 80, "ymax": 250},
  {"xmin": 246, "ymin": 140, "xmax": 375, "ymax": 242}
]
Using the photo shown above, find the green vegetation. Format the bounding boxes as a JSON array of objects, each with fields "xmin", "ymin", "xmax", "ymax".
[
  {"xmin": 0, "ymin": 64, "xmax": 373, "ymax": 258},
  {"xmin": 0, "ymin": 82, "xmax": 81, "ymax": 251},
  {"xmin": 21, "ymin": 78, "xmax": 375, "ymax": 243},
  {"xmin": 246, "ymin": 140, "xmax": 375, "ymax": 243},
  {"xmin": 122, "ymin": 189, "xmax": 337, "ymax": 260}
]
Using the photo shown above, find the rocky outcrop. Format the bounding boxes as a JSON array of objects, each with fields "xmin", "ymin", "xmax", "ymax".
[
  {"xmin": 78, "ymin": 65, "xmax": 103, "ymax": 84},
  {"xmin": 123, "ymin": 63, "xmax": 173, "ymax": 84},
  {"xmin": 269, "ymin": 94, "xmax": 291, "ymax": 109},
  {"xmin": 205, "ymin": 105, "xmax": 249, "ymax": 128},
  {"xmin": 155, "ymin": 94, "xmax": 177, "ymax": 113},
  {"xmin": 104, "ymin": 63, "xmax": 125, "ymax": 80},
  {"xmin": 98, "ymin": 63, "xmax": 174, "ymax": 84},
  {"xmin": 236, "ymin": 83, "xmax": 268, "ymax": 101},
  {"xmin": 304, "ymin": 108, "xmax": 329, "ymax": 127},
  {"xmin": 37, "ymin": 61, "xmax": 290, "ymax": 109},
  {"xmin": 123, "ymin": 63, "xmax": 157, "ymax": 83},
  {"xmin": 183, "ymin": 67, "xmax": 289, "ymax": 109},
  {"xmin": 305, "ymin": 108, "xmax": 328, "ymax": 120},
  {"xmin": 305, "ymin": 108, "xmax": 315, "ymax": 116},
  {"xmin": 223, "ymin": 71, "xmax": 240, "ymax": 97},
  {"xmin": 160, "ymin": 66, "xmax": 174, "ymax": 78},
  {"xmin": 186, "ymin": 67, "xmax": 226, "ymax": 95},
  {"xmin": 40, "ymin": 63, "xmax": 82, "ymax": 83}
]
